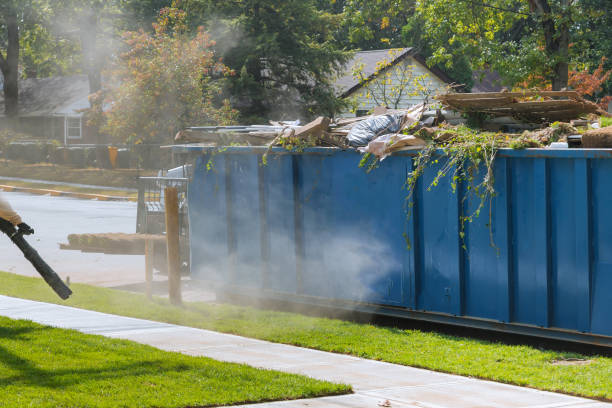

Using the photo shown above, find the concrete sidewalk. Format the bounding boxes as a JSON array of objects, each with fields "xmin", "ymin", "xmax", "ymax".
[{"xmin": 0, "ymin": 295, "xmax": 609, "ymax": 408}]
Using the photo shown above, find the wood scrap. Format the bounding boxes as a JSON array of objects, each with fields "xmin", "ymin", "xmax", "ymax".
[
  {"xmin": 581, "ymin": 126, "xmax": 612, "ymax": 148},
  {"xmin": 293, "ymin": 116, "xmax": 330, "ymax": 138},
  {"xmin": 62, "ymin": 233, "xmax": 167, "ymax": 255},
  {"xmin": 436, "ymin": 91, "xmax": 601, "ymax": 123}
]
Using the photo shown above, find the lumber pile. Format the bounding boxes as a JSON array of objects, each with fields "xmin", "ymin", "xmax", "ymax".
[
  {"xmin": 60, "ymin": 233, "xmax": 166, "ymax": 255},
  {"xmin": 436, "ymin": 91, "xmax": 603, "ymax": 122}
]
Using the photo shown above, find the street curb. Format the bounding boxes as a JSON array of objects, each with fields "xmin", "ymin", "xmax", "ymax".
[{"xmin": 0, "ymin": 184, "xmax": 137, "ymax": 202}]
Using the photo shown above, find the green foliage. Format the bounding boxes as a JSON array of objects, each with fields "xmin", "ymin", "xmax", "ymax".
[
  {"xmin": 89, "ymin": 7, "xmax": 237, "ymax": 144},
  {"xmin": 1, "ymin": 271, "xmax": 611, "ymax": 401},
  {"xmin": 337, "ymin": 1, "xmax": 474, "ymax": 90},
  {"xmin": 179, "ymin": 0, "xmax": 351, "ymax": 121},
  {"xmin": 601, "ymin": 116, "xmax": 612, "ymax": 128},
  {"xmin": 405, "ymin": 126, "xmax": 500, "ymax": 248},
  {"xmin": 0, "ymin": 315, "xmax": 348, "ymax": 407},
  {"xmin": 412, "ymin": 0, "xmax": 611, "ymax": 90}
]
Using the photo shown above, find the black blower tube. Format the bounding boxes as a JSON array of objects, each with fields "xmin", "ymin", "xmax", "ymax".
[{"xmin": 0, "ymin": 219, "xmax": 72, "ymax": 300}]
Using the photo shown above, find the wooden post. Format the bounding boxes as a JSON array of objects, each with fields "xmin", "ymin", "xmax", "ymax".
[
  {"xmin": 144, "ymin": 239, "xmax": 154, "ymax": 299},
  {"xmin": 164, "ymin": 187, "xmax": 182, "ymax": 305}
]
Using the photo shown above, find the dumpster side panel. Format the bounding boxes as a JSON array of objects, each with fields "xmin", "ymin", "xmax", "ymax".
[
  {"xmin": 590, "ymin": 159, "xmax": 612, "ymax": 336},
  {"xmin": 463, "ymin": 158, "xmax": 511, "ymax": 322},
  {"xmin": 415, "ymin": 159, "xmax": 462, "ymax": 315},
  {"xmin": 509, "ymin": 158, "xmax": 550, "ymax": 327},
  {"xmin": 548, "ymin": 158, "xmax": 591, "ymax": 332},
  {"xmin": 298, "ymin": 154, "xmax": 335, "ymax": 298},
  {"xmin": 188, "ymin": 155, "xmax": 230, "ymax": 283},
  {"xmin": 227, "ymin": 154, "xmax": 263, "ymax": 289},
  {"xmin": 263, "ymin": 154, "xmax": 298, "ymax": 293},
  {"xmin": 323, "ymin": 151, "xmax": 406, "ymax": 306}
]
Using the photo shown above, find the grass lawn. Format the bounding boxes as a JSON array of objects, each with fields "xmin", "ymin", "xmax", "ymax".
[
  {"xmin": 0, "ymin": 179, "xmax": 137, "ymax": 199},
  {"xmin": 1, "ymin": 271, "xmax": 611, "ymax": 401},
  {"xmin": 0, "ymin": 160, "xmax": 154, "ymax": 189},
  {"xmin": 0, "ymin": 316, "xmax": 349, "ymax": 408}
]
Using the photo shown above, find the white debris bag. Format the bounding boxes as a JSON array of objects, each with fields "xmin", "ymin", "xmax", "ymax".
[
  {"xmin": 358, "ymin": 133, "xmax": 426, "ymax": 160},
  {"xmin": 346, "ymin": 104, "xmax": 425, "ymax": 147}
]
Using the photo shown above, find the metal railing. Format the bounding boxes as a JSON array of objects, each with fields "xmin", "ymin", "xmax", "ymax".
[{"xmin": 136, "ymin": 176, "xmax": 189, "ymax": 236}]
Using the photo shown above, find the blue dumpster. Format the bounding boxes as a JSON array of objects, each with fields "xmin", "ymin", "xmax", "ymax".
[{"xmin": 178, "ymin": 145, "xmax": 612, "ymax": 346}]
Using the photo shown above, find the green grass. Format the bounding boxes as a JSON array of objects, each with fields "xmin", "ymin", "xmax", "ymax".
[
  {"xmin": 0, "ymin": 315, "xmax": 349, "ymax": 408},
  {"xmin": 601, "ymin": 115, "xmax": 612, "ymax": 128},
  {"xmin": 0, "ymin": 179, "xmax": 137, "ymax": 199},
  {"xmin": 1, "ymin": 271, "xmax": 611, "ymax": 400},
  {"xmin": 0, "ymin": 160, "xmax": 154, "ymax": 188}
]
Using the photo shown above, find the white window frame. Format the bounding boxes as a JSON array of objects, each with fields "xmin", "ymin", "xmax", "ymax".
[{"xmin": 64, "ymin": 115, "xmax": 82, "ymax": 143}]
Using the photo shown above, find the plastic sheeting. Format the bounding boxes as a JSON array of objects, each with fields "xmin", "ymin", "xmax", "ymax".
[{"xmin": 346, "ymin": 104, "xmax": 425, "ymax": 147}]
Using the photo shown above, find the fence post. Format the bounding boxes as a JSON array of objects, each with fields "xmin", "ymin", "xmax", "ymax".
[
  {"xmin": 144, "ymin": 239, "xmax": 154, "ymax": 299},
  {"xmin": 164, "ymin": 186, "xmax": 182, "ymax": 305}
]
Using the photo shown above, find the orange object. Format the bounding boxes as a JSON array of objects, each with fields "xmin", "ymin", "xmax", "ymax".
[{"xmin": 108, "ymin": 146, "xmax": 118, "ymax": 169}]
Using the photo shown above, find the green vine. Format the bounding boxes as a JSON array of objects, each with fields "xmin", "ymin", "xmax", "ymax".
[
  {"xmin": 261, "ymin": 133, "xmax": 318, "ymax": 166},
  {"xmin": 363, "ymin": 125, "xmax": 503, "ymax": 251}
]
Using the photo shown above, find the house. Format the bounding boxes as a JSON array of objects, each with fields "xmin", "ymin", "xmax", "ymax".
[
  {"xmin": 0, "ymin": 75, "xmax": 98, "ymax": 145},
  {"xmin": 335, "ymin": 48, "xmax": 454, "ymax": 116}
]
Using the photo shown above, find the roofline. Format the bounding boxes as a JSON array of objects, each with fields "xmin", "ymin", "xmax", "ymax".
[{"xmin": 340, "ymin": 48, "xmax": 455, "ymax": 98}]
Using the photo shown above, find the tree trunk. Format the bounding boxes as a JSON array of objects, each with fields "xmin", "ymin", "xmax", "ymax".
[
  {"xmin": 80, "ymin": 12, "xmax": 101, "ymax": 95},
  {"xmin": 529, "ymin": 0, "xmax": 569, "ymax": 90},
  {"xmin": 1, "ymin": 8, "xmax": 20, "ymax": 118},
  {"xmin": 552, "ymin": 3, "xmax": 570, "ymax": 91}
]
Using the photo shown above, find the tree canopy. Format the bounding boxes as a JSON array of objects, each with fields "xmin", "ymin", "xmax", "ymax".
[
  {"xmin": 91, "ymin": 7, "xmax": 237, "ymax": 144},
  {"xmin": 1, "ymin": 0, "xmax": 611, "ymax": 124},
  {"xmin": 178, "ymin": 0, "xmax": 352, "ymax": 121}
]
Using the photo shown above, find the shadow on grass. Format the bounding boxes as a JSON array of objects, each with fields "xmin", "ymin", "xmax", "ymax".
[{"xmin": 0, "ymin": 325, "xmax": 199, "ymax": 389}]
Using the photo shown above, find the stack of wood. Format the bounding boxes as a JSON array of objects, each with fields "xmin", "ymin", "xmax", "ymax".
[
  {"xmin": 437, "ymin": 91, "xmax": 604, "ymax": 123},
  {"xmin": 61, "ymin": 233, "xmax": 167, "ymax": 255}
]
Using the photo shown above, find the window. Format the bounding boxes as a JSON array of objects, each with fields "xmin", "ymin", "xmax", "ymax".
[{"xmin": 66, "ymin": 116, "xmax": 81, "ymax": 139}]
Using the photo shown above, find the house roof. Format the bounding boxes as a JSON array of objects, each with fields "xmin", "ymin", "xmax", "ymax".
[
  {"xmin": 0, "ymin": 75, "xmax": 91, "ymax": 117},
  {"xmin": 335, "ymin": 48, "xmax": 454, "ymax": 97}
]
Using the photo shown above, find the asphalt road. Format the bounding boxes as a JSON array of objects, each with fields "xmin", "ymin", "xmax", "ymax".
[{"xmin": 0, "ymin": 191, "xmax": 144, "ymax": 287}]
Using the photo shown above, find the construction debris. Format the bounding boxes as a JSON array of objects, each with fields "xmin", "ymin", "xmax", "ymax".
[
  {"xmin": 359, "ymin": 133, "xmax": 425, "ymax": 160},
  {"xmin": 437, "ymin": 91, "xmax": 603, "ymax": 123},
  {"xmin": 173, "ymin": 92, "xmax": 611, "ymax": 154},
  {"xmin": 581, "ymin": 126, "xmax": 612, "ymax": 148},
  {"xmin": 294, "ymin": 116, "xmax": 330, "ymax": 139},
  {"xmin": 346, "ymin": 104, "xmax": 424, "ymax": 147}
]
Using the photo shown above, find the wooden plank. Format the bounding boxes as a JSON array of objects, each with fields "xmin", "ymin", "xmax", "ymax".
[
  {"xmin": 439, "ymin": 97, "xmax": 516, "ymax": 108},
  {"xmin": 437, "ymin": 91, "xmax": 580, "ymax": 100},
  {"xmin": 506, "ymin": 100, "xmax": 592, "ymax": 112},
  {"xmin": 164, "ymin": 186, "xmax": 182, "ymax": 306}
]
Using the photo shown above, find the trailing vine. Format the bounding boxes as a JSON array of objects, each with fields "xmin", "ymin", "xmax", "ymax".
[{"xmin": 363, "ymin": 125, "xmax": 503, "ymax": 251}]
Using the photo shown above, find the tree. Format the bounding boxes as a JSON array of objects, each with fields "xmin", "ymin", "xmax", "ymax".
[
  {"xmin": 179, "ymin": 0, "xmax": 351, "ymax": 121},
  {"xmin": 336, "ymin": 0, "xmax": 474, "ymax": 90},
  {"xmin": 92, "ymin": 7, "xmax": 237, "ymax": 144},
  {"xmin": 413, "ymin": 0, "xmax": 601, "ymax": 91},
  {"xmin": 571, "ymin": 0, "xmax": 612, "ymax": 103},
  {"xmin": 0, "ymin": 2, "xmax": 20, "ymax": 117}
]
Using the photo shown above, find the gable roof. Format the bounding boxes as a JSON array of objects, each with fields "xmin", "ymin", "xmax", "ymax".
[
  {"xmin": 0, "ymin": 75, "xmax": 91, "ymax": 117},
  {"xmin": 335, "ymin": 48, "xmax": 454, "ymax": 97}
]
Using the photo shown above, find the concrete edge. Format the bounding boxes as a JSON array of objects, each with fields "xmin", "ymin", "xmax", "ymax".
[{"xmin": 0, "ymin": 184, "xmax": 137, "ymax": 202}]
